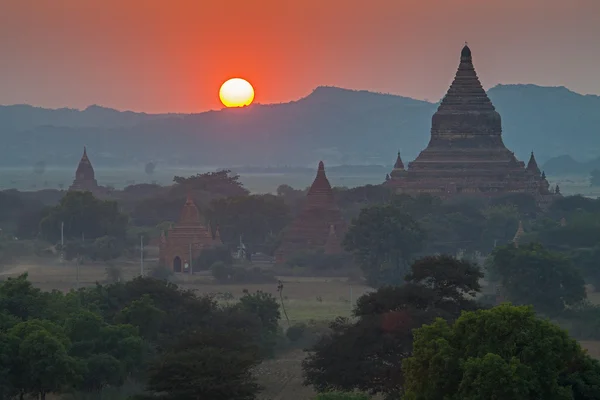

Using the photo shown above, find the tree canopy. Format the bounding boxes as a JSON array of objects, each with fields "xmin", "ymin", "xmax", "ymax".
[
  {"xmin": 402, "ymin": 304, "xmax": 600, "ymax": 400},
  {"xmin": 343, "ymin": 202, "xmax": 426, "ymax": 287},
  {"xmin": 490, "ymin": 243, "xmax": 586, "ymax": 316}
]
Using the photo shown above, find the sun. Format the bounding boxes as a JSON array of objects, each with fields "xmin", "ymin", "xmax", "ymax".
[{"xmin": 219, "ymin": 78, "xmax": 255, "ymax": 108}]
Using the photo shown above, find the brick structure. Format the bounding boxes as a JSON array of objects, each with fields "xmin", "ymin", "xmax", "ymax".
[
  {"xmin": 275, "ymin": 161, "xmax": 346, "ymax": 263},
  {"xmin": 68, "ymin": 147, "xmax": 107, "ymax": 196},
  {"xmin": 159, "ymin": 194, "xmax": 221, "ymax": 272},
  {"xmin": 385, "ymin": 44, "xmax": 559, "ymax": 204}
]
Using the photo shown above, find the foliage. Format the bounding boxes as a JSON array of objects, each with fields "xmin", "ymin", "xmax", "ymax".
[
  {"xmin": 1, "ymin": 275, "xmax": 286, "ymax": 399},
  {"xmin": 40, "ymin": 191, "xmax": 129, "ymax": 243},
  {"xmin": 144, "ymin": 162, "xmax": 156, "ymax": 175},
  {"xmin": 490, "ymin": 243, "xmax": 586, "ymax": 316},
  {"xmin": 236, "ymin": 291, "xmax": 281, "ymax": 334},
  {"xmin": 173, "ymin": 169, "xmax": 249, "ymax": 197},
  {"xmin": 343, "ymin": 202, "xmax": 426, "ymax": 287},
  {"xmin": 303, "ymin": 256, "xmax": 483, "ymax": 398},
  {"xmin": 207, "ymin": 194, "xmax": 291, "ymax": 255},
  {"xmin": 570, "ymin": 245, "xmax": 600, "ymax": 289},
  {"xmin": 195, "ymin": 245, "xmax": 233, "ymax": 270},
  {"xmin": 149, "ymin": 265, "xmax": 174, "ymax": 281},
  {"xmin": 402, "ymin": 304, "xmax": 600, "ymax": 400},
  {"xmin": 139, "ymin": 327, "xmax": 262, "ymax": 400}
]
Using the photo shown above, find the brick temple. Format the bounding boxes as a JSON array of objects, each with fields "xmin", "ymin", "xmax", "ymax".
[
  {"xmin": 385, "ymin": 44, "xmax": 559, "ymax": 203},
  {"xmin": 159, "ymin": 194, "xmax": 222, "ymax": 272},
  {"xmin": 275, "ymin": 161, "xmax": 346, "ymax": 263},
  {"xmin": 68, "ymin": 147, "xmax": 108, "ymax": 197}
]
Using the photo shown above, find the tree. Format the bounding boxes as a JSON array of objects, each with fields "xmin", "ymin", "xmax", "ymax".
[
  {"xmin": 40, "ymin": 191, "xmax": 128, "ymax": 243},
  {"xmin": 343, "ymin": 203, "xmax": 426, "ymax": 287},
  {"xmin": 571, "ymin": 245, "xmax": 600, "ymax": 289},
  {"xmin": 140, "ymin": 327, "xmax": 261, "ymax": 400},
  {"xmin": 114, "ymin": 294, "xmax": 165, "ymax": 341},
  {"xmin": 207, "ymin": 194, "xmax": 291, "ymax": 255},
  {"xmin": 402, "ymin": 304, "xmax": 600, "ymax": 400},
  {"xmin": 236, "ymin": 291, "xmax": 281, "ymax": 335},
  {"xmin": 11, "ymin": 323, "xmax": 79, "ymax": 400},
  {"xmin": 0, "ymin": 273, "xmax": 46, "ymax": 320},
  {"xmin": 490, "ymin": 243, "xmax": 586, "ymax": 316},
  {"xmin": 303, "ymin": 256, "xmax": 483, "ymax": 398},
  {"xmin": 144, "ymin": 162, "xmax": 156, "ymax": 175},
  {"xmin": 173, "ymin": 170, "xmax": 249, "ymax": 197}
]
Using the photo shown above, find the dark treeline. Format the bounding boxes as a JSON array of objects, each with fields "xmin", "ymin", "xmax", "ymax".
[{"xmin": 4, "ymin": 173, "xmax": 600, "ymax": 398}]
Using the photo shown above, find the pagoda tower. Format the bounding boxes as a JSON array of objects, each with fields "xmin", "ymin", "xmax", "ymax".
[
  {"xmin": 385, "ymin": 44, "xmax": 556, "ymax": 202},
  {"xmin": 69, "ymin": 147, "xmax": 102, "ymax": 193},
  {"xmin": 275, "ymin": 161, "xmax": 346, "ymax": 263},
  {"xmin": 159, "ymin": 194, "xmax": 222, "ymax": 272}
]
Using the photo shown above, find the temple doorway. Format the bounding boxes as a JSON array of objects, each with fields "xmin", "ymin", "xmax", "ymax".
[{"xmin": 173, "ymin": 256, "xmax": 182, "ymax": 272}]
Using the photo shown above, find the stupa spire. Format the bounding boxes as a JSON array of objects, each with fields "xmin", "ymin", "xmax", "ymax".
[
  {"xmin": 527, "ymin": 151, "xmax": 541, "ymax": 176},
  {"xmin": 393, "ymin": 151, "xmax": 404, "ymax": 170},
  {"xmin": 436, "ymin": 43, "xmax": 495, "ymax": 113},
  {"xmin": 306, "ymin": 161, "xmax": 334, "ymax": 208},
  {"xmin": 179, "ymin": 193, "xmax": 201, "ymax": 225}
]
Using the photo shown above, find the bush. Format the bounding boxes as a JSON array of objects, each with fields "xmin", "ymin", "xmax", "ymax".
[
  {"xmin": 195, "ymin": 245, "xmax": 233, "ymax": 271},
  {"xmin": 286, "ymin": 323, "xmax": 307, "ymax": 342},
  {"xmin": 149, "ymin": 265, "xmax": 174, "ymax": 281},
  {"xmin": 105, "ymin": 264, "xmax": 123, "ymax": 283}
]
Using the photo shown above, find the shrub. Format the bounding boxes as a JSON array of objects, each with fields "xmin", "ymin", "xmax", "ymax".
[
  {"xmin": 195, "ymin": 245, "xmax": 233, "ymax": 270},
  {"xmin": 286, "ymin": 323, "xmax": 307, "ymax": 342},
  {"xmin": 149, "ymin": 265, "xmax": 174, "ymax": 281},
  {"xmin": 105, "ymin": 264, "xmax": 123, "ymax": 283}
]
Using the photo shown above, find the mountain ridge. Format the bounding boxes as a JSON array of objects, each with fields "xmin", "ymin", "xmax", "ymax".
[{"xmin": 1, "ymin": 84, "xmax": 598, "ymax": 169}]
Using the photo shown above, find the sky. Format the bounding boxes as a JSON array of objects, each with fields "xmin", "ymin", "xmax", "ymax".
[{"xmin": 1, "ymin": 0, "xmax": 599, "ymax": 113}]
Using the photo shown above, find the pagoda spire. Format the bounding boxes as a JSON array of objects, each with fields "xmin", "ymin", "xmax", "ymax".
[
  {"xmin": 436, "ymin": 43, "xmax": 495, "ymax": 113},
  {"xmin": 306, "ymin": 161, "xmax": 334, "ymax": 208},
  {"xmin": 527, "ymin": 151, "xmax": 541, "ymax": 176},
  {"xmin": 393, "ymin": 151, "xmax": 404, "ymax": 170},
  {"xmin": 179, "ymin": 192, "xmax": 201, "ymax": 225}
]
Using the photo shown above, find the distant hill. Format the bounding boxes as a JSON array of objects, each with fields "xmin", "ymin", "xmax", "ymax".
[{"xmin": 1, "ymin": 84, "xmax": 598, "ymax": 169}]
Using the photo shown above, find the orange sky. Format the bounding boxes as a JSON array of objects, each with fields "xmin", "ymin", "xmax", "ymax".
[{"xmin": 1, "ymin": 0, "xmax": 599, "ymax": 113}]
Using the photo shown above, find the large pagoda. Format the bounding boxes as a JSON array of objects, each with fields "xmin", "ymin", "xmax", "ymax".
[
  {"xmin": 159, "ymin": 194, "xmax": 222, "ymax": 272},
  {"xmin": 385, "ymin": 44, "xmax": 558, "ymax": 202},
  {"xmin": 275, "ymin": 161, "xmax": 346, "ymax": 263}
]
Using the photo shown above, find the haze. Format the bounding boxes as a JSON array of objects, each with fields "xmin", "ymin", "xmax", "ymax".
[{"xmin": 1, "ymin": 0, "xmax": 599, "ymax": 113}]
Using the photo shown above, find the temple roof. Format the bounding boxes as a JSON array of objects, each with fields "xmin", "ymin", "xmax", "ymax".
[
  {"xmin": 436, "ymin": 44, "xmax": 496, "ymax": 113},
  {"xmin": 75, "ymin": 146, "xmax": 95, "ymax": 181},
  {"xmin": 527, "ymin": 152, "xmax": 541, "ymax": 176},
  {"xmin": 179, "ymin": 193, "xmax": 201, "ymax": 225}
]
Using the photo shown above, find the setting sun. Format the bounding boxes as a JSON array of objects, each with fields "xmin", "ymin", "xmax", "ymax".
[{"xmin": 219, "ymin": 78, "xmax": 255, "ymax": 108}]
